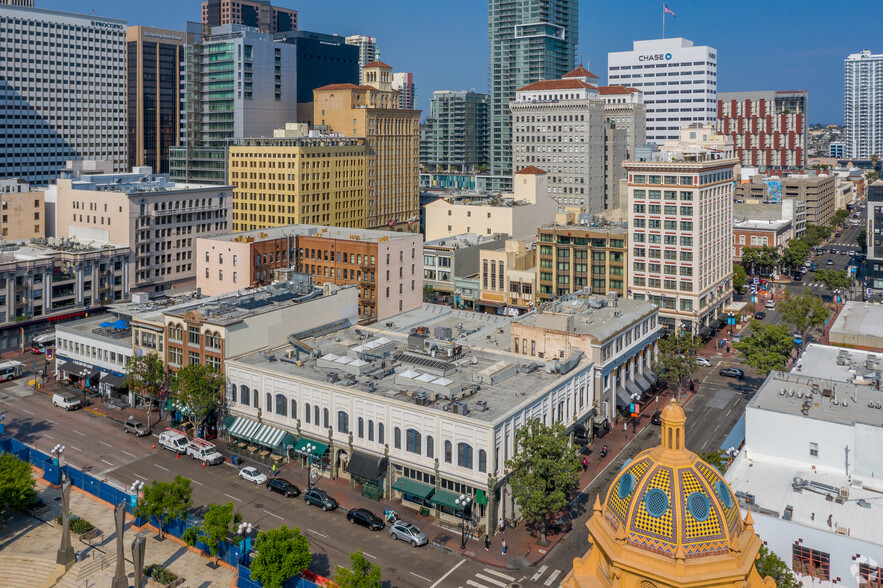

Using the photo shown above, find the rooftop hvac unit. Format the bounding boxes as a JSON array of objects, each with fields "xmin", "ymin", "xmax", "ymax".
[
  {"xmin": 452, "ymin": 401, "xmax": 469, "ymax": 415},
  {"xmin": 362, "ymin": 382, "xmax": 376, "ymax": 394},
  {"xmin": 475, "ymin": 399, "xmax": 488, "ymax": 412},
  {"xmin": 414, "ymin": 392, "xmax": 430, "ymax": 407},
  {"xmin": 326, "ymin": 372, "xmax": 340, "ymax": 383}
]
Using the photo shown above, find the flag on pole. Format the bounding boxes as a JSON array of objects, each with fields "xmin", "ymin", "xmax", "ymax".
[
  {"xmin": 91, "ymin": 9, "xmax": 97, "ymax": 14},
  {"xmin": 664, "ymin": 3, "xmax": 676, "ymax": 17}
]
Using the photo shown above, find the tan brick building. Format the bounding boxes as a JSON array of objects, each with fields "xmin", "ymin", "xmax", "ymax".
[
  {"xmin": 477, "ymin": 239, "xmax": 537, "ymax": 315},
  {"xmin": 0, "ymin": 178, "xmax": 44, "ymax": 240},
  {"xmin": 732, "ymin": 219, "xmax": 793, "ymax": 263}
]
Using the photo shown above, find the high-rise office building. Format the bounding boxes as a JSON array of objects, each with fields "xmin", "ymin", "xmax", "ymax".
[
  {"xmin": 345, "ymin": 35, "xmax": 379, "ymax": 84},
  {"xmin": 844, "ymin": 50, "xmax": 883, "ymax": 159},
  {"xmin": 201, "ymin": 0, "xmax": 297, "ymax": 35},
  {"xmin": 127, "ymin": 26, "xmax": 194, "ymax": 175},
  {"xmin": 0, "ymin": 0, "xmax": 33, "ymax": 6},
  {"xmin": 488, "ymin": 0, "xmax": 579, "ymax": 184},
  {"xmin": 313, "ymin": 62, "xmax": 421, "ymax": 231},
  {"xmin": 392, "ymin": 72, "xmax": 417, "ymax": 110},
  {"xmin": 717, "ymin": 90, "xmax": 808, "ymax": 171},
  {"xmin": 0, "ymin": 5, "xmax": 127, "ymax": 185},
  {"xmin": 608, "ymin": 38, "xmax": 717, "ymax": 145},
  {"xmin": 599, "ymin": 85, "xmax": 646, "ymax": 161},
  {"xmin": 170, "ymin": 25, "xmax": 298, "ymax": 185},
  {"xmin": 421, "ymin": 91, "xmax": 490, "ymax": 172}
]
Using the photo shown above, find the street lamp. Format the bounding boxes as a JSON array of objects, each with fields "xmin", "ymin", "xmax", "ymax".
[
  {"xmin": 237, "ymin": 521, "xmax": 254, "ymax": 564},
  {"xmin": 305, "ymin": 443, "xmax": 315, "ymax": 490},
  {"xmin": 130, "ymin": 479, "xmax": 144, "ymax": 496},
  {"xmin": 51, "ymin": 444, "xmax": 65, "ymax": 466},
  {"xmin": 455, "ymin": 494, "xmax": 472, "ymax": 549}
]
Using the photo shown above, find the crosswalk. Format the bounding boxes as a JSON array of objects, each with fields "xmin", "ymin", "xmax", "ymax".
[{"xmin": 460, "ymin": 565, "xmax": 565, "ymax": 587}]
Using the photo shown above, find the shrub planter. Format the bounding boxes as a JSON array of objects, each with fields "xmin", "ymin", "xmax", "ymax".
[{"xmin": 144, "ymin": 564, "xmax": 184, "ymax": 588}]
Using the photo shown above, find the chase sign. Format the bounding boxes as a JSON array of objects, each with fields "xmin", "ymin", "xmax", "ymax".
[{"xmin": 639, "ymin": 53, "xmax": 673, "ymax": 62}]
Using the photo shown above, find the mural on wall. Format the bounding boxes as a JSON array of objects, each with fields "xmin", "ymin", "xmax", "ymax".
[{"xmin": 765, "ymin": 180, "xmax": 783, "ymax": 204}]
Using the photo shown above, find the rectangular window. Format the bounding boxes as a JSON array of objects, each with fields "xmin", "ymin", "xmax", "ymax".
[
  {"xmin": 792, "ymin": 545, "xmax": 830, "ymax": 581},
  {"xmin": 809, "ymin": 442, "xmax": 818, "ymax": 457},
  {"xmin": 859, "ymin": 563, "xmax": 883, "ymax": 588},
  {"xmin": 188, "ymin": 326, "xmax": 200, "ymax": 345}
]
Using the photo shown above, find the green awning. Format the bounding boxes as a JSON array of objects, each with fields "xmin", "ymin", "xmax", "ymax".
[
  {"xmin": 223, "ymin": 415, "xmax": 236, "ymax": 430},
  {"xmin": 431, "ymin": 489, "xmax": 465, "ymax": 510},
  {"xmin": 392, "ymin": 478, "xmax": 436, "ymax": 500},
  {"xmin": 475, "ymin": 489, "xmax": 488, "ymax": 505},
  {"xmin": 293, "ymin": 438, "xmax": 329, "ymax": 457},
  {"xmin": 226, "ymin": 416, "xmax": 263, "ymax": 443}
]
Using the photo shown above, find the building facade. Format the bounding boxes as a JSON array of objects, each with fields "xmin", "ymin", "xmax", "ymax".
[
  {"xmin": 420, "ymin": 91, "xmax": 490, "ymax": 172},
  {"xmin": 127, "ymin": 26, "xmax": 193, "ymax": 175},
  {"xmin": 734, "ymin": 199, "xmax": 806, "ymax": 240},
  {"xmin": 732, "ymin": 219, "xmax": 793, "ymax": 263},
  {"xmin": 344, "ymin": 35, "xmax": 378, "ymax": 85},
  {"xmin": 55, "ymin": 316, "xmax": 133, "ymax": 402},
  {"xmin": 624, "ymin": 144, "xmax": 736, "ymax": 334},
  {"xmin": 170, "ymin": 25, "xmax": 299, "ymax": 185},
  {"xmin": 0, "ymin": 178, "xmax": 44, "ymax": 240},
  {"xmin": 600, "ymin": 85, "xmax": 646, "ymax": 161},
  {"xmin": 422, "ymin": 234, "xmax": 507, "ymax": 304},
  {"xmin": 54, "ymin": 167, "xmax": 232, "ymax": 295},
  {"xmin": 391, "ymin": 72, "xmax": 416, "ymax": 110},
  {"xmin": 734, "ymin": 173, "xmax": 836, "ymax": 225},
  {"xmin": 844, "ymin": 50, "xmax": 883, "ymax": 159},
  {"xmin": 0, "ymin": 5, "xmax": 127, "ymax": 184},
  {"xmin": 229, "ymin": 127, "xmax": 367, "ymax": 232},
  {"xmin": 608, "ymin": 38, "xmax": 717, "ymax": 145},
  {"xmin": 313, "ymin": 62, "xmax": 421, "ymax": 230},
  {"xmin": 717, "ymin": 90, "xmax": 808, "ymax": 171},
  {"xmin": 866, "ymin": 181, "xmax": 883, "ymax": 290},
  {"xmin": 488, "ymin": 0, "xmax": 579, "ymax": 182},
  {"xmin": 477, "ymin": 239, "xmax": 537, "ymax": 315},
  {"xmin": 201, "ymin": 0, "xmax": 297, "ymax": 35}
]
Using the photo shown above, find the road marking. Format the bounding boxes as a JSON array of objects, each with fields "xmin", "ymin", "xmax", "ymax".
[
  {"xmin": 101, "ymin": 459, "xmax": 114, "ymax": 466},
  {"xmin": 21, "ymin": 408, "xmax": 34, "ymax": 415},
  {"xmin": 410, "ymin": 572, "xmax": 431, "ymax": 583},
  {"xmin": 224, "ymin": 493, "xmax": 242, "ymax": 502},
  {"xmin": 466, "ymin": 581, "xmax": 490, "ymax": 588},
  {"xmin": 263, "ymin": 509, "xmax": 283, "ymax": 520},
  {"xmin": 99, "ymin": 441, "xmax": 113, "ymax": 448},
  {"xmin": 482, "ymin": 569, "xmax": 515, "ymax": 582},
  {"xmin": 72, "ymin": 430, "xmax": 86, "ymax": 436},
  {"xmin": 429, "ymin": 559, "xmax": 464, "ymax": 588},
  {"xmin": 134, "ymin": 474, "xmax": 147, "ymax": 480},
  {"xmin": 544, "ymin": 569, "xmax": 562, "ymax": 586},
  {"xmin": 714, "ymin": 423, "xmax": 721, "ymax": 433},
  {"xmin": 70, "ymin": 446, "xmax": 83, "ymax": 452},
  {"xmin": 42, "ymin": 433, "xmax": 55, "ymax": 440},
  {"xmin": 475, "ymin": 573, "xmax": 507, "ymax": 587},
  {"xmin": 154, "ymin": 464, "xmax": 169, "ymax": 472},
  {"xmin": 307, "ymin": 528, "xmax": 327, "ymax": 538},
  {"xmin": 362, "ymin": 552, "xmax": 376, "ymax": 559},
  {"xmin": 191, "ymin": 480, "xmax": 203, "ymax": 486},
  {"xmin": 121, "ymin": 450, "xmax": 136, "ymax": 458},
  {"xmin": 45, "ymin": 419, "xmax": 57, "ymax": 425},
  {"xmin": 531, "ymin": 565, "xmax": 549, "ymax": 582}
]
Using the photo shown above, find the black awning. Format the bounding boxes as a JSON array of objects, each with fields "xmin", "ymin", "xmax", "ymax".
[
  {"xmin": 346, "ymin": 452, "xmax": 388, "ymax": 481},
  {"xmin": 698, "ymin": 326, "xmax": 714, "ymax": 338},
  {"xmin": 101, "ymin": 373, "xmax": 127, "ymax": 389},
  {"xmin": 57, "ymin": 360, "xmax": 81, "ymax": 373},
  {"xmin": 615, "ymin": 384, "xmax": 631, "ymax": 407},
  {"xmin": 709, "ymin": 319, "xmax": 724, "ymax": 330}
]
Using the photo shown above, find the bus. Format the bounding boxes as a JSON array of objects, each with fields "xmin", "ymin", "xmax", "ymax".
[
  {"xmin": 31, "ymin": 333, "xmax": 55, "ymax": 354},
  {"xmin": 0, "ymin": 360, "xmax": 23, "ymax": 382}
]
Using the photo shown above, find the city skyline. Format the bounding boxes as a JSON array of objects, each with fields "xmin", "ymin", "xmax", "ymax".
[{"xmin": 34, "ymin": 0, "xmax": 883, "ymax": 125}]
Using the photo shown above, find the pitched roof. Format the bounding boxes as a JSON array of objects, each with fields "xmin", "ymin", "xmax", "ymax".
[
  {"xmin": 516, "ymin": 79, "xmax": 598, "ymax": 92},
  {"xmin": 363, "ymin": 60, "xmax": 392, "ymax": 69},
  {"xmin": 314, "ymin": 83, "xmax": 374, "ymax": 91},
  {"xmin": 515, "ymin": 166, "xmax": 548, "ymax": 175},
  {"xmin": 563, "ymin": 66, "xmax": 599, "ymax": 79},
  {"xmin": 598, "ymin": 85, "xmax": 643, "ymax": 95}
]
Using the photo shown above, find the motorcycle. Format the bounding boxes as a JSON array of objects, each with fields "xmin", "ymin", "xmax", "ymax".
[{"xmin": 600, "ymin": 445, "xmax": 609, "ymax": 458}]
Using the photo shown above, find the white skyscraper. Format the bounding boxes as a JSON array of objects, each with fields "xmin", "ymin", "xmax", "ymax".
[
  {"xmin": 844, "ymin": 50, "xmax": 883, "ymax": 159},
  {"xmin": 608, "ymin": 38, "xmax": 717, "ymax": 145},
  {"xmin": 345, "ymin": 34, "xmax": 378, "ymax": 84}
]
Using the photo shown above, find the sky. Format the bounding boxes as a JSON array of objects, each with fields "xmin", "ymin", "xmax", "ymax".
[{"xmin": 37, "ymin": 0, "xmax": 883, "ymax": 124}]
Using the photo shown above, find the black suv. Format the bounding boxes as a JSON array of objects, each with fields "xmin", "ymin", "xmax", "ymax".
[
  {"xmin": 304, "ymin": 488, "xmax": 338, "ymax": 511},
  {"xmin": 266, "ymin": 478, "xmax": 301, "ymax": 498},
  {"xmin": 346, "ymin": 508, "xmax": 385, "ymax": 531}
]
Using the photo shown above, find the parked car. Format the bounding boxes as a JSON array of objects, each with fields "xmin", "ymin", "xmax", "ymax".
[
  {"xmin": 123, "ymin": 420, "xmax": 151, "ymax": 437},
  {"xmin": 841, "ymin": 250, "xmax": 848, "ymax": 255},
  {"xmin": 389, "ymin": 520, "xmax": 429, "ymax": 547},
  {"xmin": 304, "ymin": 488, "xmax": 338, "ymax": 511},
  {"xmin": 835, "ymin": 232, "xmax": 842, "ymax": 237},
  {"xmin": 239, "ymin": 466, "xmax": 268, "ymax": 485},
  {"xmin": 754, "ymin": 311, "xmax": 766, "ymax": 320},
  {"xmin": 651, "ymin": 410, "xmax": 662, "ymax": 425},
  {"xmin": 810, "ymin": 262, "xmax": 819, "ymax": 271},
  {"xmin": 51, "ymin": 392, "xmax": 82, "ymax": 411},
  {"xmin": 826, "ymin": 259, "xmax": 835, "ymax": 265},
  {"xmin": 347, "ymin": 508, "xmax": 385, "ymax": 531},
  {"xmin": 765, "ymin": 299, "xmax": 776, "ymax": 309},
  {"xmin": 793, "ymin": 274, "xmax": 803, "ymax": 282},
  {"xmin": 830, "ymin": 248, "xmax": 837, "ymax": 254},
  {"xmin": 267, "ymin": 478, "xmax": 301, "ymax": 498},
  {"xmin": 732, "ymin": 333, "xmax": 743, "ymax": 343},
  {"xmin": 695, "ymin": 357, "xmax": 712, "ymax": 367},
  {"xmin": 719, "ymin": 367, "xmax": 745, "ymax": 380}
]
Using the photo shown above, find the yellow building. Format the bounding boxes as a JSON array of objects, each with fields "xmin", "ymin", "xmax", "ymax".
[
  {"xmin": 229, "ymin": 126, "xmax": 367, "ymax": 232},
  {"xmin": 478, "ymin": 239, "xmax": 537, "ymax": 315},
  {"xmin": 562, "ymin": 400, "xmax": 776, "ymax": 588},
  {"xmin": 313, "ymin": 61, "xmax": 421, "ymax": 231},
  {"xmin": 0, "ymin": 178, "xmax": 44, "ymax": 240}
]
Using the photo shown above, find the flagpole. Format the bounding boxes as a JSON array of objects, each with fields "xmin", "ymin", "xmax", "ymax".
[{"xmin": 662, "ymin": 2, "xmax": 665, "ymax": 39}]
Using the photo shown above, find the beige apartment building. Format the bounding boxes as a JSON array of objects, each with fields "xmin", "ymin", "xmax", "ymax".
[
  {"xmin": 55, "ymin": 167, "xmax": 232, "ymax": 295},
  {"xmin": 477, "ymin": 239, "xmax": 537, "ymax": 315},
  {"xmin": 229, "ymin": 124, "xmax": 367, "ymax": 232},
  {"xmin": 313, "ymin": 62, "xmax": 421, "ymax": 231},
  {"xmin": 0, "ymin": 178, "xmax": 44, "ymax": 240},
  {"xmin": 600, "ymin": 85, "xmax": 646, "ymax": 161},
  {"xmin": 734, "ymin": 173, "xmax": 836, "ymax": 225}
]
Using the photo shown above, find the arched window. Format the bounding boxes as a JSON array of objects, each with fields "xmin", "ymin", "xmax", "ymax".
[
  {"xmin": 444, "ymin": 441, "xmax": 452, "ymax": 463},
  {"xmin": 479, "ymin": 449, "xmax": 487, "ymax": 473},
  {"xmin": 378, "ymin": 423, "xmax": 385, "ymax": 445},
  {"xmin": 266, "ymin": 393, "xmax": 272, "ymax": 412},
  {"xmin": 275, "ymin": 394, "xmax": 286, "ymax": 416},
  {"xmin": 368, "ymin": 420, "xmax": 374, "ymax": 441},
  {"xmin": 426, "ymin": 436, "xmax": 434, "ymax": 458},
  {"xmin": 405, "ymin": 429, "xmax": 421, "ymax": 454},
  {"xmin": 240, "ymin": 385, "xmax": 250, "ymax": 405},
  {"xmin": 314, "ymin": 405, "xmax": 319, "ymax": 425},
  {"xmin": 457, "ymin": 443, "xmax": 473, "ymax": 469},
  {"xmin": 394, "ymin": 427, "xmax": 401, "ymax": 449},
  {"xmin": 305, "ymin": 403, "xmax": 311, "ymax": 424},
  {"xmin": 558, "ymin": 401, "xmax": 564, "ymax": 423},
  {"xmin": 290, "ymin": 399, "xmax": 296, "ymax": 419},
  {"xmin": 358, "ymin": 417, "xmax": 364, "ymax": 439},
  {"xmin": 323, "ymin": 408, "xmax": 329, "ymax": 429},
  {"xmin": 337, "ymin": 411, "xmax": 349, "ymax": 434},
  {"xmin": 253, "ymin": 390, "xmax": 259, "ymax": 408}
]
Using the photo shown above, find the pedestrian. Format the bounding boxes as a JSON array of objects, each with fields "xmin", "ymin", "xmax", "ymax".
[
  {"xmin": 271, "ymin": 463, "xmax": 276, "ymax": 477},
  {"xmin": 811, "ymin": 512, "xmax": 815, "ymax": 521},
  {"xmin": 827, "ymin": 514, "xmax": 833, "ymax": 528},
  {"xmin": 499, "ymin": 517, "xmax": 505, "ymax": 534},
  {"xmin": 623, "ymin": 421, "xmax": 628, "ymax": 437},
  {"xmin": 484, "ymin": 534, "xmax": 490, "ymax": 551},
  {"xmin": 501, "ymin": 538, "xmax": 508, "ymax": 555},
  {"xmin": 632, "ymin": 418, "xmax": 637, "ymax": 433}
]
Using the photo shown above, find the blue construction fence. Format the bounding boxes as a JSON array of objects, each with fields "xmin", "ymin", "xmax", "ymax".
[{"xmin": 238, "ymin": 565, "xmax": 320, "ymax": 588}]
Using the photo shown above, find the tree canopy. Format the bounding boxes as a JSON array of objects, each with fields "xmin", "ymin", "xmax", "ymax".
[
  {"xmin": 858, "ymin": 228, "xmax": 867, "ymax": 251},
  {"xmin": 814, "ymin": 269, "xmax": 853, "ymax": 293},
  {"xmin": 250, "ymin": 525, "xmax": 312, "ymax": 588},
  {"xmin": 653, "ymin": 333, "xmax": 701, "ymax": 398},
  {"xmin": 740, "ymin": 246, "xmax": 780, "ymax": 275},
  {"xmin": 170, "ymin": 363, "xmax": 226, "ymax": 436},
  {"xmin": 0, "ymin": 453, "xmax": 37, "ymax": 517},
  {"xmin": 781, "ymin": 240, "xmax": 810, "ymax": 273},
  {"xmin": 135, "ymin": 475, "xmax": 192, "ymax": 537},
  {"xmin": 194, "ymin": 502, "xmax": 241, "ymax": 563},
  {"xmin": 506, "ymin": 419, "xmax": 581, "ymax": 544},
  {"xmin": 732, "ymin": 263, "xmax": 747, "ymax": 294},
  {"xmin": 831, "ymin": 208, "xmax": 850, "ymax": 227},
  {"xmin": 334, "ymin": 549, "xmax": 382, "ymax": 588},
  {"xmin": 733, "ymin": 320, "xmax": 794, "ymax": 374},
  {"xmin": 755, "ymin": 545, "xmax": 803, "ymax": 588},
  {"xmin": 125, "ymin": 353, "xmax": 166, "ymax": 427},
  {"xmin": 778, "ymin": 288, "xmax": 828, "ymax": 349},
  {"xmin": 802, "ymin": 224, "xmax": 832, "ymax": 248}
]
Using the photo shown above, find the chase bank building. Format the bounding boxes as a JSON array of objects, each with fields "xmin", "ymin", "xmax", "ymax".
[{"xmin": 608, "ymin": 38, "xmax": 717, "ymax": 144}]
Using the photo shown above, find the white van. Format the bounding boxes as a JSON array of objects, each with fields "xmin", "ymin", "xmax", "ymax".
[
  {"xmin": 158, "ymin": 429, "xmax": 191, "ymax": 454},
  {"xmin": 52, "ymin": 393, "xmax": 81, "ymax": 411}
]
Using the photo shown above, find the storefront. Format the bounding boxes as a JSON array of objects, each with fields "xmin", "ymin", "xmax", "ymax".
[
  {"xmin": 223, "ymin": 415, "xmax": 296, "ymax": 463},
  {"xmin": 345, "ymin": 451, "xmax": 388, "ymax": 500},
  {"xmin": 57, "ymin": 360, "xmax": 100, "ymax": 390}
]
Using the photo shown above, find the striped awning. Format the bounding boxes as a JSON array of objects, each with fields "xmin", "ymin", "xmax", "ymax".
[
  {"xmin": 252, "ymin": 423, "xmax": 287, "ymax": 448},
  {"xmin": 226, "ymin": 416, "xmax": 263, "ymax": 443}
]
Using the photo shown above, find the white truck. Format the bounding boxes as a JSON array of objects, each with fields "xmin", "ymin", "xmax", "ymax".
[
  {"xmin": 158, "ymin": 428, "xmax": 191, "ymax": 454},
  {"xmin": 186, "ymin": 437, "xmax": 224, "ymax": 465}
]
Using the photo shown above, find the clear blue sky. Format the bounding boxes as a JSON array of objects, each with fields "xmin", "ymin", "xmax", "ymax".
[{"xmin": 39, "ymin": 0, "xmax": 883, "ymax": 124}]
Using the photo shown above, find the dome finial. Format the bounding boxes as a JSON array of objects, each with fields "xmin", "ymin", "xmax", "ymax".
[{"xmin": 660, "ymin": 398, "xmax": 687, "ymax": 452}]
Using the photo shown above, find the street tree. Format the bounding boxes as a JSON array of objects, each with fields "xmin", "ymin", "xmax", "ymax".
[
  {"xmin": 858, "ymin": 228, "xmax": 867, "ymax": 251},
  {"xmin": 0, "ymin": 453, "xmax": 37, "ymax": 517},
  {"xmin": 653, "ymin": 333, "xmax": 701, "ymax": 399},
  {"xmin": 124, "ymin": 353, "xmax": 166, "ymax": 428},
  {"xmin": 732, "ymin": 263, "xmax": 747, "ymax": 294},
  {"xmin": 740, "ymin": 246, "xmax": 780, "ymax": 276},
  {"xmin": 193, "ymin": 502, "xmax": 241, "ymax": 564},
  {"xmin": 732, "ymin": 320, "xmax": 794, "ymax": 374},
  {"xmin": 781, "ymin": 240, "xmax": 810, "ymax": 274},
  {"xmin": 135, "ymin": 475, "xmax": 192, "ymax": 538},
  {"xmin": 334, "ymin": 549, "xmax": 382, "ymax": 588},
  {"xmin": 755, "ymin": 545, "xmax": 802, "ymax": 588},
  {"xmin": 802, "ymin": 224, "xmax": 832, "ymax": 248},
  {"xmin": 170, "ymin": 363, "xmax": 226, "ymax": 438},
  {"xmin": 778, "ymin": 288, "xmax": 829, "ymax": 350},
  {"xmin": 831, "ymin": 208, "xmax": 850, "ymax": 227},
  {"xmin": 866, "ymin": 171, "xmax": 880, "ymax": 184},
  {"xmin": 698, "ymin": 450, "xmax": 729, "ymax": 473},
  {"xmin": 249, "ymin": 525, "xmax": 312, "ymax": 588},
  {"xmin": 506, "ymin": 419, "xmax": 581, "ymax": 545},
  {"xmin": 814, "ymin": 269, "xmax": 854, "ymax": 299}
]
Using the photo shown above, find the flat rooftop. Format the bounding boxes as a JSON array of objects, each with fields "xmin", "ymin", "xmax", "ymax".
[
  {"xmin": 538, "ymin": 223, "xmax": 628, "ymax": 235},
  {"xmin": 381, "ymin": 303, "xmax": 514, "ymax": 350},
  {"xmin": 424, "ymin": 233, "xmax": 504, "ymax": 249},
  {"xmin": 750, "ymin": 369, "xmax": 883, "ymax": 427},
  {"xmin": 205, "ymin": 224, "xmax": 418, "ymax": 244},
  {"xmin": 0, "ymin": 239, "xmax": 128, "ymax": 263},
  {"xmin": 55, "ymin": 315, "xmax": 132, "ymax": 344},
  {"xmin": 792, "ymin": 343, "xmax": 883, "ymax": 384},
  {"xmin": 231, "ymin": 323, "xmax": 592, "ymax": 423},
  {"xmin": 514, "ymin": 295, "xmax": 656, "ymax": 343},
  {"xmin": 829, "ymin": 302, "xmax": 883, "ymax": 340},
  {"xmin": 733, "ymin": 219, "xmax": 792, "ymax": 231}
]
